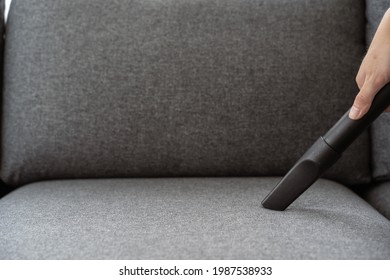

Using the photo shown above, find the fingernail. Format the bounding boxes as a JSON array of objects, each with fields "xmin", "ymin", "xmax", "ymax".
[{"xmin": 349, "ymin": 106, "xmax": 360, "ymax": 120}]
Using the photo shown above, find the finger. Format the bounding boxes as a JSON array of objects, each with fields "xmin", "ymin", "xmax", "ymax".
[
  {"xmin": 386, "ymin": 106, "xmax": 390, "ymax": 112},
  {"xmin": 349, "ymin": 80, "xmax": 378, "ymax": 120}
]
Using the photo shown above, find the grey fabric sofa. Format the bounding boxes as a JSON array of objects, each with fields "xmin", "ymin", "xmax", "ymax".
[{"xmin": 0, "ymin": 0, "xmax": 389, "ymax": 259}]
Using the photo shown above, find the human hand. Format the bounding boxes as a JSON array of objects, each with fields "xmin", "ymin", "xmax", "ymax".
[{"xmin": 349, "ymin": 8, "xmax": 390, "ymax": 120}]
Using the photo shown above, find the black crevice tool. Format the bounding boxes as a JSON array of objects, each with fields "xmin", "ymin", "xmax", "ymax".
[{"xmin": 262, "ymin": 83, "xmax": 390, "ymax": 211}]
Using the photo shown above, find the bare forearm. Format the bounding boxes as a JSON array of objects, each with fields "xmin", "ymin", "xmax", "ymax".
[{"xmin": 349, "ymin": 8, "xmax": 390, "ymax": 119}]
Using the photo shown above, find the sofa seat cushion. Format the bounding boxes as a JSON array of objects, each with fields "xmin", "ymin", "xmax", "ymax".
[{"xmin": 0, "ymin": 177, "xmax": 389, "ymax": 260}]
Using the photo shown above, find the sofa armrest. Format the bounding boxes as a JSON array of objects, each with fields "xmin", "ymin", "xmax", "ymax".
[{"xmin": 357, "ymin": 181, "xmax": 390, "ymax": 220}]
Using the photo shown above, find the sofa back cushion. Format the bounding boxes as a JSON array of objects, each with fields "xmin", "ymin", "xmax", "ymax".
[
  {"xmin": 0, "ymin": 0, "xmax": 4, "ymax": 186},
  {"xmin": 1, "ymin": 0, "xmax": 369, "ymax": 186},
  {"xmin": 366, "ymin": 0, "xmax": 390, "ymax": 181},
  {"xmin": 0, "ymin": 0, "xmax": 3, "ymax": 97},
  {"xmin": 0, "ymin": 0, "xmax": 3, "ymax": 78}
]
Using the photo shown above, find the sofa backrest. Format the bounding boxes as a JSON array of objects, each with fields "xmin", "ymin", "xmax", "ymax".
[
  {"xmin": 1, "ymin": 0, "xmax": 370, "ymax": 186},
  {"xmin": 367, "ymin": 0, "xmax": 390, "ymax": 181},
  {"xmin": 0, "ymin": 0, "xmax": 3, "ymax": 90},
  {"xmin": 0, "ymin": 0, "xmax": 3, "ymax": 92}
]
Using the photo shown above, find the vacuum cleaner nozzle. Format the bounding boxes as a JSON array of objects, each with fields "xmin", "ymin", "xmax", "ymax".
[
  {"xmin": 262, "ymin": 83, "xmax": 390, "ymax": 211},
  {"xmin": 261, "ymin": 137, "xmax": 340, "ymax": 211}
]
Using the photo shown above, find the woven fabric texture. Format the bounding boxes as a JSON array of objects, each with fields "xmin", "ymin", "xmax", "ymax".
[
  {"xmin": 0, "ymin": 0, "xmax": 6, "ymax": 194},
  {"xmin": 0, "ymin": 177, "xmax": 389, "ymax": 259},
  {"xmin": 1, "ymin": 0, "xmax": 369, "ymax": 186},
  {"xmin": 358, "ymin": 181, "xmax": 390, "ymax": 220}
]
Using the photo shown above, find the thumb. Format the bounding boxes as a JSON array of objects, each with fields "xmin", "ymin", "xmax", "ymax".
[{"xmin": 349, "ymin": 80, "xmax": 378, "ymax": 120}]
